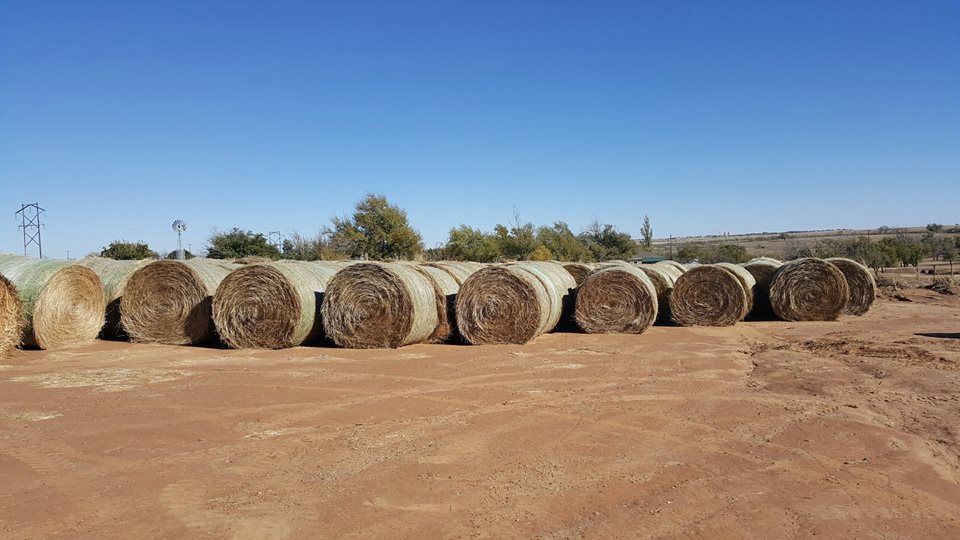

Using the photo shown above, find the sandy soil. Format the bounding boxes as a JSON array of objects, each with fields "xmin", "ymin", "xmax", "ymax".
[{"xmin": 1, "ymin": 291, "xmax": 958, "ymax": 538}]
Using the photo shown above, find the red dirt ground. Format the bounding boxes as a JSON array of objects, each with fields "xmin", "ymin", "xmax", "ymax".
[{"xmin": 1, "ymin": 291, "xmax": 958, "ymax": 538}]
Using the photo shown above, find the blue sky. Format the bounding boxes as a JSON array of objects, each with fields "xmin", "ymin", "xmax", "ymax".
[{"xmin": 1, "ymin": 0, "xmax": 958, "ymax": 257}]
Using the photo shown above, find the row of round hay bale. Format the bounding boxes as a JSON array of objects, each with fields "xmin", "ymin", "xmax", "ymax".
[
  {"xmin": 121, "ymin": 258, "xmax": 239, "ymax": 345},
  {"xmin": 575, "ymin": 264, "xmax": 658, "ymax": 334},
  {"xmin": 670, "ymin": 264, "xmax": 753, "ymax": 326},
  {"xmin": 457, "ymin": 261, "xmax": 576, "ymax": 345},
  {"xmin": 77, "ymin": 257, "xmax": 151, "ymax": 338},
  {"xmin": 826, "ymin": 257, "xmax": 876, "ymax": 316},
  {"xmin": 637, "ymin": 263, "xmax": 683, "ymax": 323},
  {"xmin": 212, "ymin": 260, "xmax": 347, "ymax": 349},
  {"xmin": 741, "ymin": 257, "xmax": 782, "ymax": 320},
  {"xmin": 562, "ymin": 263, "xmax": 595, "ymax": 286},
  {"xmin": 1, "ymin": 273, "xmax": 24, "ymax": 356},
  {"xmin": 321, "ymin": 262, "xmax": 440, "ymax": 348},
  {"xmin": 770, "ymin": 258, "xmax": 849, "ymax": 321},
  {"xmin": 715, "ymin": 263, "xmax": 756, "ymax": 313},
  {"xmin": 0, "ymin": 254, "xmax": 105, "ymax": 349}
]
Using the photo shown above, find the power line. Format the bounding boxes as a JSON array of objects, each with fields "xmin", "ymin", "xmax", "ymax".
[{"xmin": 15, "ymin": 203, "xmax": 45, "ymax": 258}]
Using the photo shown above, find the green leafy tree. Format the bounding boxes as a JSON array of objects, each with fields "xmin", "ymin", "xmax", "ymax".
[
  {"xmin": 579, "ymin": 220, "xmax": 638, "ymax": 261},
  {"xmin": 927, "ymin": 223, "xmax": 944, "ymax": 232},
  {"xmin": 676, "ymin": 244, "xmax": 702, "ymax": 263},
  {"xmin": 705, "ymin": 244, "xmax": 749, "ymax": 264},
  {"xmin": 281, "ymin": 231, "xmax": 343, "ymax": 261},
  {"xmin": 165, "ymin": 250, "xmax": 194, "ymax": 260},
  {"xmin": 330, "ymin": 194, "xmax": 423, "ymax": 260},
  {"xmin": 640, "ymin": 215, "xmax": 653, "ymax": 249},
  {"xmin": 100, "ymin": 241, "xmax": 158, "ymax": 260},
  {"xmin": 492, "ymin": 222, "xmax": 540, "ymax": 260},
  {"xmin": 537, "ymin": 222, "xmax": 590, "ymax": 262},
  {"xmin": 207, "ymin": 228, "xmax": 281, "ymax": 259},
  {"xmin": 529, "ymin": 244, "xmax": 554, "ymax": 261},
  {"xmin": 445, "ymin": 225, "xmax": 501, "ymax": 262}
]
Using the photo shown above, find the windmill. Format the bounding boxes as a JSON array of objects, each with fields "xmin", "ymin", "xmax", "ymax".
[{"xmin": 172, "ymin": 219, "xmax": 187, "ymax": 260}]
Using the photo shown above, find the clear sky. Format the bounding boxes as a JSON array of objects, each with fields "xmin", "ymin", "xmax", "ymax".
[{"xmin": 1, "ymin": 1, "xmax": 958, "ymax": 258}]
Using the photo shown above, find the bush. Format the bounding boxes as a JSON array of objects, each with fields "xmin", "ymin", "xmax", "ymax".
[
  {"xmin": 100, "ymin": 241, "xmax": 158, "ymax": 260},
  {"xmin": 330, "ymin": 194, "xmax": 423, "ymax": 260},
  {"xmin": 207, "ymin": 229, "xmax": 281, "ymax": 260}
]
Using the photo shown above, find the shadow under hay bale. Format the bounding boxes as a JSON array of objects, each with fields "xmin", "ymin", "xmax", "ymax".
[
  {"xmin": 826, "ymin": 257, "xmax": 876, "ymax": 316},
  {"xmin": 456, "ymin": 262, "xmax": 576, "ymax": 345},
  {"xmin": 0, "ymin": 273, "xmax": 24, "ymax": 356},
  {"xmin": 671, "ymin": 264, "xmax": 750, "ymax": 327},
  {"xmin": 0, "ymin": 254, "xmax": 105, "ymax": 350},
  {"xmin": 213, "ymin": 260, "xmax": 345, "ymax": 349},
  {"xmin": 121, "ymin": 259, "xmax": 238, "ymax": 345},
  {"xmin": 742, "ymin": 258, "xmax": 782, "ymax": 320},
  {"xmin": 769, "ymin": 258, "xmax": 849, "ymax": 321},
  {"xmin": 575, "ymin": 265, "xmax": 658, "ymax": 334},
  {"xmin": 321, "ymin": 262, "xmax": 439, "ymax": 349},
  {"xmin": 77, "ymin": 257, "xmax": 151, "ymax": 339}
]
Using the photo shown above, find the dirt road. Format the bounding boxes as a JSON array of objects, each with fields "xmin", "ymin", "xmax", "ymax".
[{"xmin": 1, "ymin": 290, "xmax": 958, "ymax": 538}]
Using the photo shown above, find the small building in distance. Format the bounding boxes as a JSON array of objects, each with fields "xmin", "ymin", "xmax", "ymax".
[{"xmin": 630, "ymin": 254, "xmax": 669, "ymax": 264}]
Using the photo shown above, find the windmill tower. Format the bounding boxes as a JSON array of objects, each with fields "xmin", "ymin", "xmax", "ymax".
[{"xmin": 172, "ymin": 219, "xmax": 187, "ymax": 260}]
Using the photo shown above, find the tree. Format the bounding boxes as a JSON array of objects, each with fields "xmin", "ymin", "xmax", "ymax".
[
  {"xmin": 579, "ymin": 220, "xmax": 638, "ymax": 261},
  {"xmin": 329, "ymin": 194, "xmax": 423, "ymax": 260},
  {"xmin": 207, "ymin": 228, "xmax": 281, "ymax": 259},
  {"xmin": 705, "ymin": 244, "xmax": 749, "ymax": 264},
  {"xmin": 529, "ymin": 244, "xmax": 554, "ymax": 261},
  {"xmin": 165, "ymin": 250, "xmax": 194, "ymax": 260},
  {"xmin": 927, "ymin": 223, "xmax": 944, "ymax": 232},
  {"xmin": 492, "ymin": 222, "xmax": 540, "ymax": 260},
  {"xmin": 863, "ymin": 241, "xmax": 897, "ymax": 275},
  {"xmin": 100, "ymin": 241, "xmax": 158, "ymax": 260},
  {"xmin": 676, "ymin": 244, "xmax": 702, "ymax": 263},
  {"xmin": 280, "ymin": 231, "xmax": 343, "ymax": 261},
  {"xmin": 537, "ymin": 222, "xmax": 590, "ymax": 262},
  {"xmin": 784, "ymin": 240, "xmax": 814, "ymax": 260},
  {"xmin": 640, "ymin": 215, "xmax": 653, "ymax": 249},
  {"xmin": 446, "ymin": 225, "xmax": 501, "ymax": 262}
]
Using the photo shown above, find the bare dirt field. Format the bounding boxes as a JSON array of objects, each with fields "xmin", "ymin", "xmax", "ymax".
[{"xmin": 2, "ymin": 292, "xmax": 959, "ymax": 538}]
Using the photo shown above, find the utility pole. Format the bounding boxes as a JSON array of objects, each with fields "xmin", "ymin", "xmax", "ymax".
[
  {"xmin": 65, "ymin": 250, "xmax": 71, "ymax": 260},
  {"xmin": 15, "ymin": 203, "xmax": 45, "ymax": 258},
  {"xmin": 669, "ymin": 235, "xmax": 674, "ymax": 259},
  {"xmin": 268, "ymin": 231, "xmax": 283, "ymax": 251}
]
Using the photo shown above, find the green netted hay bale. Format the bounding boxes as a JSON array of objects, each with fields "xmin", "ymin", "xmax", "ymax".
[
  {"xmin": 77, "ymin": 257, "xmax": 151, "ymax": 339},
  {"xmin": 0, "ymin": 254, "xmax": 105, "ymax": 349},
  {"xmin": 121, "ymin": 258, "xmax": 238, "ymax": 345},
  {"xmin": 213, "ymin": 260, "xmax": 346, "ymax": 349}
]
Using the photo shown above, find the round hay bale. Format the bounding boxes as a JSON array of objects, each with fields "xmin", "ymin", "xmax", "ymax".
[
  {"xmin": 714, "ymin": 263, "xmax": 756, "ymax": 312},
  {"xmin": 825, "ymin": 257, "xmax": 876, "ymax": 316},
  {"xmin": 742, "ymin": 258, "xmax": 782, "ymax": 320},
  {"xmin": 456, "ymin": 262, "xmax": 576, "ymax": 345},
  {"xmin": 562, "ymin": 263, "xmax": 595, "ymax": 286},
  {"xmin": 769, "ymin": 258, "xmax": 849, "ymax": 321},
  {"xmin": 0, "ymin": 273, "xmax": 24, "ymax": 356},
  {"xmin": 121, "ymin": 258, "xmax": 238, "ymax": 345},
  {"xmin": 423, "ymin": 261, "xmax": 482, "ymax": 286},
  {"xmin": 77, "ymin": 257, "xmax": 151, "ymax": 339},
  {"xmin": 670, "ymin": 265, "xmax": 750, "ymax": 327},
  {"xmin": 575, "ymin": 265, "xmax": 658, "ymax": 333},
  {"xmin": 657, "ymin": 260, "xmax": 688, "ymax": 274},
  {"xmin": 411, "ymin": 264, "xmax": 462, "ymax": 343},
  {"xmin": 235, "ymin": 256, "xmax": 275, "ymax": 265},
  {"xmin": 637, "ymin": 264, "xmax": 681, "ymax": 323},
  {"xmin": 212, "ymin": 260, "xmax": 342, "ymax": 349},
  {"xmin": 321, "ymin": 262, "xmax": 439, "ymax": 348},
  {"xmin": 0, "ymin": 254, "xmax": 105, "ymax": 349}
]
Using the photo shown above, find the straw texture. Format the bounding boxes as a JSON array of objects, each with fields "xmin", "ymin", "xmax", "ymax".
[
  {"xmin": 575, "ymin": 265, "xmax": 658, "ymax": 334},
  {"xmin": 321, "ymin": 262, "xmax": 440, "ymax": 348},
  {"xmin": 456, "ymin": 262, "xmax": 576, "ymax": 345},
  {"xmin": 0, "ymin": 273, "xmax": 24, "ymax": 356},
  {"xmin": 121, "ymin": 258, "xmax": 238, "ymax": 345},
  {"xmin": 77, "ymin": 257, "xmax": 151, "ymax": 338},
  {"xmin": 0, "ymin": 254, "xmax": 105, "ymax": 349},
  {"xmin": 670, "ymin": 264, "xmax": 750, "ymax": 327},
  {"xmin": 825, "ymin": 257, "xmax": 876, "ymax": 316},
  {"xmin": 770, "ymin": 258, "xmax": 849, "ymax": 321},
  {"xmin": 213, "ymin": 260, "xmax": 344, "ymax": 349}
]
